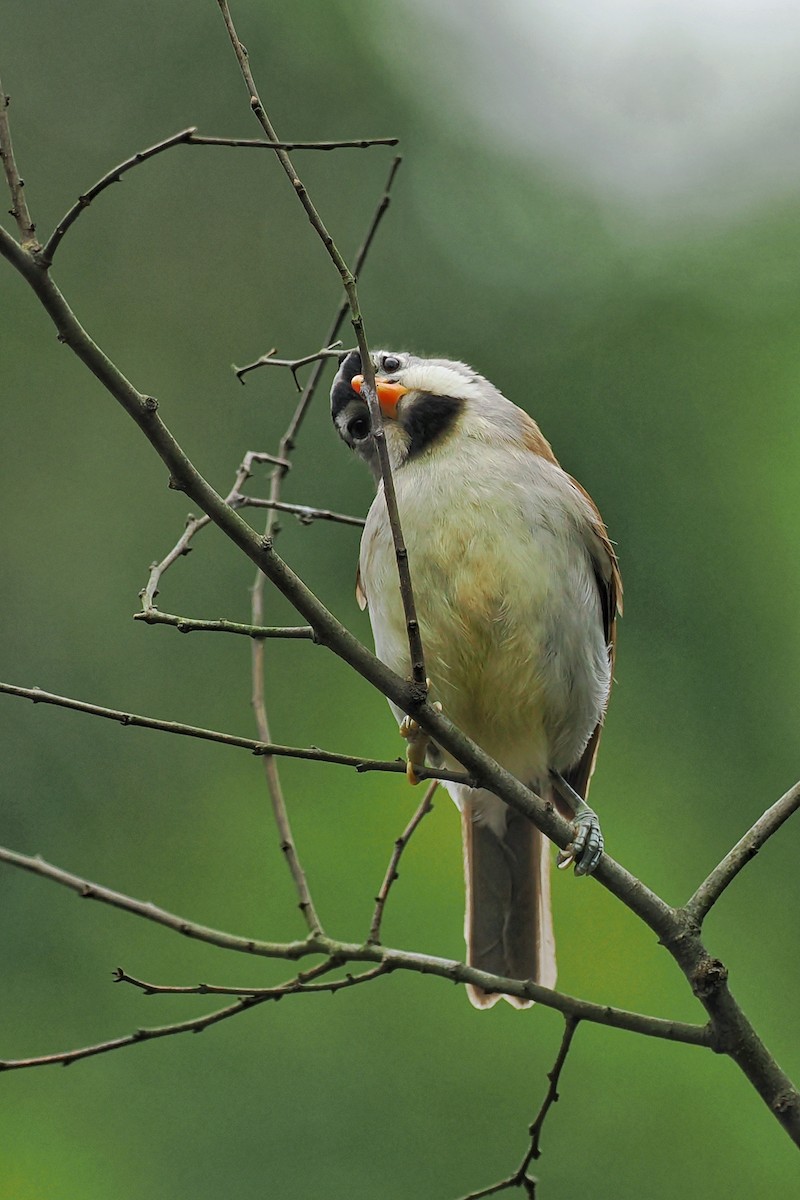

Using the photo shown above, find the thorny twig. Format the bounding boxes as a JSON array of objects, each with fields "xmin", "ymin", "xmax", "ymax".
[
  {"xmin": 369, "ymin": 781, "xmax": 437, "ymax": 945},
  {"xmin": 0, "ymin": 76, "xmax": 36, "ymax": 246},
  {"xmin": 113, "ymin": 959, "xmax": 391, "ymax": 998},
  {"xmin": 234, "ymin": 342, "xmax": 344, "ymax": 387},
  {"xmin": 456, "ymin": 1018, "xmax": 580, "ymax": 1199}
]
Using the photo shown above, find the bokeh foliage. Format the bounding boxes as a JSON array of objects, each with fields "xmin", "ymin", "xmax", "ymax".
[{"xmin": 2, "ymin": 2, "xmax": 799, "ymax": 1197}]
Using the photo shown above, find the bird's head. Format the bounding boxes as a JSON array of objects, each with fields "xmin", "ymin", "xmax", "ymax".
[{"xmin": 331, "ymin": 348, "xmax": 500, "ymax": 479}]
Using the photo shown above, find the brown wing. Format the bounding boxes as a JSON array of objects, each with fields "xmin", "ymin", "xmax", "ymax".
[{"xmin": 561, "ymin": 478, "xmax": 622, "ymax": 804}]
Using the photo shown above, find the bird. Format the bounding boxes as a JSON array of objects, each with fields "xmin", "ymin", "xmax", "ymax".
[{"xmin": 331, "ymin": 349, "xmax": 621, "ymax": 1008}]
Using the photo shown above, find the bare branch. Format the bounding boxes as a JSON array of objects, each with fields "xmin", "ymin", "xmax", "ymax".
[
  {"xmin": 0, "ymin": 960, "xmax": 393, "ymax": 1073},
  {"xmin": 456, "ymin": 1177, "xmax": 533, "ymax": 1200},
  {"xmin": 0, "ymin": 680, "xmax": 470, "ymax": 785},
  {"xmin": 234, "ymin": 342, "xmax": 343, "ymax": 386},
  {"xmin": 686, "ymin": 779, "xmax": 800, "ymax": 925},
  {"xmin": 369, "ymin": 781, "xmax": 437, "ymax": 945},
  {"xmin": 112, "ymin": 958, "xmax": 342, "ymax": 996},
  {"xmin": 0, "ymin": 76, "xmax": 37, "ymax": 247},
  {"xmin": 524, "ymin": 1016, "xmax": 580, "ymax": 1164},
  {"xmin": 0, "ymin": 994, "xmax": 271, "ymax": 1072},
  {"xmin": 0, "ymin": 845, "xmax": 714, "ymax": 1048},
  {"xmin": 134, "ymin": 610, "xmax": 315, "ymax": 639},
  {"xmin": 138, "ymin": 450, "xmax": 290, "ymax": 612},
  {"xmin": 250, "ymin": 520, "xmax": 323, "ymax": 937},
  {"xmin": 113, "ymin": 960, "xmax": 390, "ymax": 999},
  {"xmin": 38, "ymin": 130, "xmax": 397, "ymax": 268},
  {"xmin": 189, "ymin": 135, "xmax": 398, "ymax": 151},
  {"xmin": 39, "ymin": 128, "xmax": 197, "ymax": 266},
  {"xmin": 230, "ymin": 495, "xmax": 365, "ymax": 527},
  {"xmin": 456, "ymin": 1017, "xmax": 588, "ymax": 1198},
  {"xmin": 216, "ymin": 0, "xmax": 429, "ymax": 695}
]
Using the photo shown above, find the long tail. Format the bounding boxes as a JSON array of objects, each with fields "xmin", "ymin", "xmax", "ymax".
[{"xmin": 462, "ymin": 800, "xmax": 556, "ymax": 1009}]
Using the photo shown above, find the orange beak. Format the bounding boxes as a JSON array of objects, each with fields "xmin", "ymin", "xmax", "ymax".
[{"xmin": 351, "ymin": 373, "xmax": 409, "ymax": 420}]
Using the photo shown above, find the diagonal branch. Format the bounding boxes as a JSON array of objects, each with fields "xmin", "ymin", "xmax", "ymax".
[{"xmin": 685, "ymin": 778, "xmax": 800, "ymax": 925}]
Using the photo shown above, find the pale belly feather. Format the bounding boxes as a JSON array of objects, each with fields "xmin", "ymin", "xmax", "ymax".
[{"xmin": 360, "ymin": 442, "xmax": 610, "ymax": 805}]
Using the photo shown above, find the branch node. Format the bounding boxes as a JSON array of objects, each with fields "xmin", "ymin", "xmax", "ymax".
[{"xmin": 690, "ymin": 956, "xmax": 728, "ymax": 1000}]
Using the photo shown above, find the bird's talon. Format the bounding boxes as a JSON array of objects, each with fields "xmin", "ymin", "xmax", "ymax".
[{"xmin": 555, "ymin": 799, "xmax": 603, "ymax": 876}]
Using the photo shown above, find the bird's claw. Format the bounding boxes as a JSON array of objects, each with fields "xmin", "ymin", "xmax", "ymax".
[
  {"xmin": 557, "ymin": 800, "xmax": 604, "ymax": 876},
  {"xmin": 400, "ymin": 694, "xmax": 442, "ymax": 785}
]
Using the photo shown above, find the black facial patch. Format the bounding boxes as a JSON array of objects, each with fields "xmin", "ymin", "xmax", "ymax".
[
  {"xmin": 330, "ymin": 349, "xmax": 363, "ymax": 422},
  {"xmin": 404, "ymin": 393, "xmax": 463, "ymax": 458}
]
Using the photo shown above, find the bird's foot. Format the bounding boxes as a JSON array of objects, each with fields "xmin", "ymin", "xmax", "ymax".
[
  {"xmin": 399, "ymin": 696, "xmax": 442, "ymax": 785},
  {"xmin": 556, "ymin": 800, "xmax": 604, "ymax": 876},
  {"xmin": 551, "ymin": 772, "xmax": 604, "ymax": 876}
]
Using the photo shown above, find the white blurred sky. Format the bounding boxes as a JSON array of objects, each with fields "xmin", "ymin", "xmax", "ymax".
[{"xmin": 401, "ymin": 0, "xmax": 800, "ymax": 220}]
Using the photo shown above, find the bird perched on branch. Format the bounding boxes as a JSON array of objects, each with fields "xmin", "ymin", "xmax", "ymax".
[{"xmin": 331, "ymin": 350, "xmax": 621, "ymax": 1008}]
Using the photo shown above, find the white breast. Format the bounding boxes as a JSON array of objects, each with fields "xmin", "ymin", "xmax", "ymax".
[{"xmin": 360, "ymin": 438, "xmax": 610, "ymax": 790}]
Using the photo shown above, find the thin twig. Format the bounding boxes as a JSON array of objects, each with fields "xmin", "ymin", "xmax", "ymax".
[
  {"xmin": 230, "ymin": 494, "xmax": 365, "ymax": 527},
  {"xmin": 369, "ymin": 781, "xmax": 437, "ymax": 944},
  {"xmin": 189, "ymin": 135, "xmax": 398, "ymax": 150},
  {"xmin": 39, "ymin": 128, "xmax": 197, "ymax": 266},
  {"xmin": 216, "ymin": 0, "xmax": 428, "ymax": 696},
  {"xmin": 38, "ymin": 129, "xmax": 397, "ymax": 267},
  {"xmin": 685, "ymin": 779, "xmax": 800, "ymax": 924},
  {"xmin": 138, "ymin": 450, "xmax": 289, "ymax": 612},
  {"xmin": 0, "ymin": 844, "xmax": 714, "ymax": 1048},
  {"xmin": 134, "ymin": 610, "xmax": 315, "ymax": 639},
  {"xmin": 0, "ymin": 960, "xmax": 395, "ymax": 1072},
  {"xmin": 0, "ymin": 76, "xmax": 37, "ymax": 247},
  {"xmin": 250, "ymin": 513, "xmax": 323, "ymax": 936},
  {"xmin": 113, "ymin": 957, "xmax": 339, "ymax": 996},
  {"xmin": 456, "ymin": 1179, "xmax": 531, "ymax": 1200},
  {"xmin": 0, "ymin": 994, "xmax": 271, "ymax": 1071},
  {"xmin": 113, "ymin": 960, "xmax": 390, "ymax": 998},
  {"xmin": 523, "ymin": 1016, "xmax": 580, "ymax": 1164},
  {"xmin": 234, "ymin": 342, "xmax": 343, "ymax": 386},
  {"xmin": 456, "ymin": 1019, "xmax": 580, "ymax": 1199},
  {"xmin": 0, "ymin": 681, "xmax": 471, "ymax": 784}
]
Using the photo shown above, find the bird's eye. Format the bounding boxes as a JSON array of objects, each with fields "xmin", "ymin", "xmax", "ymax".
[
  {"xmin": 347, "ymin": 415, "xmax": 370, "ymax": 442},
  {"xmin": 382, "ymin": 355, "xmax": 401, "ymax": 373}
]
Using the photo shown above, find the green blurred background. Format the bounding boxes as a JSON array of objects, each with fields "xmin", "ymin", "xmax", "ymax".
[{"xmin": 2, "ymin": 1, "xmax": 799, "ymax": 1196}]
